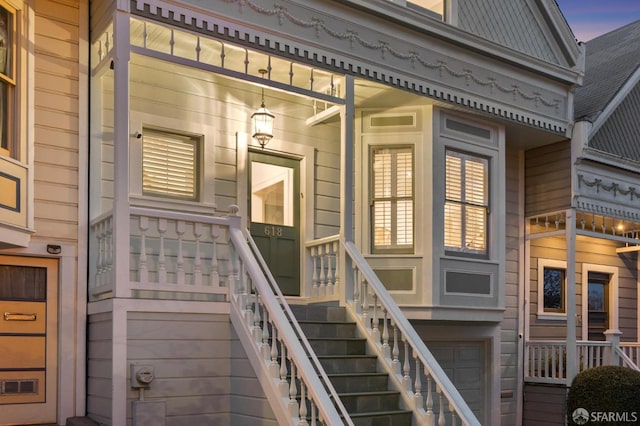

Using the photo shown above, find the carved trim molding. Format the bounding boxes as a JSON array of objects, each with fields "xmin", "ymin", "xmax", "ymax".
[{"xmin": 578, "ymin": 174, "xmax": 638, "ymax": 201}]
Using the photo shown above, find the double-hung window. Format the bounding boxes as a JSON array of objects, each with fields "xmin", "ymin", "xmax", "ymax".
[
  {"xmin": 370, "ymin": 145, "xmax": 414, "ymax": 253},
  {"xmin": 142, "ymin": 129, "xmax": 200, "ymax": 201},
  {"xmin": 444, "ymin": 149, "xmax": 489, "ymax": 255},
  {"xmin": 0, "ymin": 1, "xmax": 15, "ymax": 157}
]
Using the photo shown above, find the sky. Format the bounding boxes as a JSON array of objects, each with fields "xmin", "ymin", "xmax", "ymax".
[{"xmin": 555, "ymin": 0, "xmax": 640, "ymax": 41}]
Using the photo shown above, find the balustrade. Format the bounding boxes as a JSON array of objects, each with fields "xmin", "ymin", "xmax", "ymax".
[{"xmin": 340, "ymin": 241, "xmax": 480, "ymax": 426}]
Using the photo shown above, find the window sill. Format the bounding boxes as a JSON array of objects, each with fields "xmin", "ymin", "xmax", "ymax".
[
  {"xmin": 536, "ymin": 313, "xmax": 567, "ymax": 321},
  {"xmin": 130, "ymin": 195, "xmax": 217, "ymax": 215}
]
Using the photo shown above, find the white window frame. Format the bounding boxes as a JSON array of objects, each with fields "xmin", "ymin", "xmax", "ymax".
[
  {"xmin": 369, "ymin": 144, "xmax": 415, "ymax": 254},
  {"xmin": 537, "ymin": 258, "xmax": 567, "ymax": 320},
  {"xmin": 444, "ymin": 149, "xmax": 489, "ymax": 256},
  {"xmin": 581, "ymin": 263, "xmax": 619, "ymax": 340}
]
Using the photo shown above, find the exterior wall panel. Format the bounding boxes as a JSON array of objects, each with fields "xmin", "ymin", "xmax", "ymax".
[
  {"xmin": 87, "ymin": 312, "xmax": 113, "ymax": 424},
  {"xmin": 525, "ymin": 141, "xmax": 571, "ymax": 217},
  {"xmin": 126, "ymin": 312, "xmax": 232, "ymax": 425}
]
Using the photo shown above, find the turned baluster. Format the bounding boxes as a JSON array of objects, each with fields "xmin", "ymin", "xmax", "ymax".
[
  {"xmin": 193, "ymin": 223, "xmax": 203, "ymax": 286},
  {"xmin": 176, "ymin": 220, "xmax": 185, "ymax": 285},
  {"xmin": 157, "ymin": 218, "xmax": 167, "ymax": 284},
  {"xmin": 138, "ymin": 216, "xmax": 149, "ymax": 284}
]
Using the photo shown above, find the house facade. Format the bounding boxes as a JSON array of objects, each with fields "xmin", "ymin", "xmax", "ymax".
[{"xmin": 6, "ymin": 1, "xmax": 639, "ymax": 426}]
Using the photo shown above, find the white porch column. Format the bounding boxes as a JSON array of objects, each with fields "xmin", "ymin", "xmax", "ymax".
[
  {"xmin": 339, "ymin": 75, "xmax": 355, "ymax": 305},
  {"xmin": 111, "ymin": 4, "xmax": 131, "ymax": 425},
  {"xmin": 112, "ymin": 5, "xmax": 131, "ymax": 300},
  {"xmin": 566, "ymin": 207, "xmax": 578, "ymax": 384}
]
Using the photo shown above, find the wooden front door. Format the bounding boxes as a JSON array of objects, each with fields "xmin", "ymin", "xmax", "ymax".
[
  {"xmin": 249, "ymin": 151, "xmax": 301, "ymax": 296},
  {"xmin": 0, "ymin": 256, "xmax": 58, "ymax": 425}
]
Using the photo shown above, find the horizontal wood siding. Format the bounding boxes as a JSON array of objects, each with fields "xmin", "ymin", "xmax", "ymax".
[
  {"xmin": 501, "ymin": 147, "xmax": 521, "ymax": 424},
  {"xmin": 33, "ymin": 0, "xmax": 80, "ymax": 243},
  {"xmin": 230, "ymin": 328, "xmax": 277, "ymax": 425},
  {"xmin": 127, "ymin": 56, "xmax": 341, "ymax": 233},
  {"xmin": 523, "ymin": 383, "xmax": 567, "ymax": 426},
  {"xmin": 529, "ymin": 235, "xmax": 638, "ymax": 340},
  {"xmin": 525, "ymin": 141, "xmax": 571, "ymax": 216},
  {"xmin": 126, "ymin": 312, "xmax": 232, "ymax": 425},
  {"xmin": 87, "ymin": 312, "xmax": 113, "ymax": 424}
]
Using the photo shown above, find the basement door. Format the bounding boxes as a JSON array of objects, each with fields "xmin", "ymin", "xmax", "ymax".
[
  {"xmin": 0, "ymin": 256, "xmax": 58, "ymax": 425},
  {"xmin": 249, "ymin": 151, "xmax": 301, "ymax": 296}
]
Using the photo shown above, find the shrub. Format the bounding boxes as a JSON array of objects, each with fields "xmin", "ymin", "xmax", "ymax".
[{"xmin": 567, "ymin": 365, "xmax": 640, "ymax": 425}]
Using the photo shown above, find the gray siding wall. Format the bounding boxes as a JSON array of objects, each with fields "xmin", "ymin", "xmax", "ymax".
[
  {"xmin": 523, "ymin": 383, "xmax": 567, "ymax": 426},
  {"xmin": 501, "ymin": 146, "xmax": 521, "ymax": 424},
  {"xmin": 525, "ymin": 141, "xmax": 571, "ymax": 216},
  {"xmin": 87, "ymin": 312, "xmax": 113, "ymax": 424},
  {"xmin": 529, "ymin": 235, "xmax": 638, "ymax": 340},
  {"xmin": 126, "ymin": 312, "xmax": 231, "ymax": 425},
  {"xmin": 230, "ymin": 328, "xmax": 277, "ymax": 426}
]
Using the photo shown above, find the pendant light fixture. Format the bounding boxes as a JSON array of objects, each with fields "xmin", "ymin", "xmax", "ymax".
[{"xmin": 252, "ymin": 69, "xmax": 275, "ymax": 149}]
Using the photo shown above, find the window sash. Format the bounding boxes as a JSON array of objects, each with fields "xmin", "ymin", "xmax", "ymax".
[
  {"xmin": 142, "ymin": 130, "xmax": 199, "ymax": 200},
  {"xmin": 0, "ymin": 1, "xmax": 16, "ymax": 157},
  {"xmin": 370, "ymin": 146, "xmax": 414, "ymax": 253},
  {"xmin": 444, "ymin": 150, "xmax": 488, "ymax": 254},
  {"xmin": 543, "ymin": 267, "xmax": 566, "ymax": 313}
]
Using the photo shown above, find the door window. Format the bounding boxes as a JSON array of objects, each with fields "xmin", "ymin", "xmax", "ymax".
[{"xmin": 251, "ymin": 162, "xmax": 294, "ymax": 226}]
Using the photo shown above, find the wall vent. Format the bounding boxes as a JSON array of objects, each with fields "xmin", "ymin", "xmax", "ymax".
[
  {"xmin": 445, "ymin": 118, "xmax": 491, "ymax": 140},
  {"xmin": 1, "ymin": 379, "xmax": 38, "ymax": 395}
]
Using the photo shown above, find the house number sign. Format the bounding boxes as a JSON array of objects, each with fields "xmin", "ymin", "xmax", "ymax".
[{"xmin": 264, "ymin": 225, "xmax": 283, "ymax": 237}]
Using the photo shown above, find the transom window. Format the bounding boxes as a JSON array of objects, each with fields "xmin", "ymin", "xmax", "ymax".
[
  {"xmin": 142, "ymin": 129, "xmax": 200, "ymax": 200},
  {"xmin": 370, "ymin": 145, "xmax": 414, "ymax": 253},
  {"xmin": 0, "ymin": 1, "xmax": 15, "ymax": 157},
  {"xmin": 444, "ymin": 150, "xmax": 488, "ymax": 255}
]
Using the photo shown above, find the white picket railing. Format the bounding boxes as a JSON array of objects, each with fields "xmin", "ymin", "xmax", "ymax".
[
  {"xmin": 226, "ymin": 209, "xmax": 353, "ymax": 426},
  {"xmin": 339, "ymin": 240, "xmax": 481, "ymax": 426},
  {"xmin": 306, "ymin": 235, "xmax": 341, "ymax": 300},
  {"xmin": 523, "ymin": 340, "xmax": 640, "ymax": 383},
  {"xmin": 89, "ymin": 207, "xmax": 228, "ymax": 299}
]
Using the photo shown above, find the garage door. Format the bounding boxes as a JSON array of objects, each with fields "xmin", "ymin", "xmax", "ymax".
[{"xmin": 427, "ymin": 341, "xmax": 486, "ymax": 424}]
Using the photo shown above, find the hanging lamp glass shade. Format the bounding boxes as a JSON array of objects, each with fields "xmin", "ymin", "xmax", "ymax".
[{"xmin": 252, "ymin": 100, "xmax": 274, "ymax": 148}]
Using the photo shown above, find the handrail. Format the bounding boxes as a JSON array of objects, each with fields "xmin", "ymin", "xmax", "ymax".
[
  {"xmin": 616, "ymin": 347, "xmax": 640, "ymax": 371},
  {"xmin": 244, "ymin": 229, "xmax": 354, "ymax": 425},
  {"xmin": 228, "ymin": 226, "xmax": 352, "ymax": 425},
  {"xmin": 343, "ymin": 240, "xmax": 480, "ymax": 425}
]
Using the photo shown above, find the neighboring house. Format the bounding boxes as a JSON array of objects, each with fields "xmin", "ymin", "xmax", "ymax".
[
  {"xmin": 0, "ymin": 1, "xmax": 87, "ymax": 425},
  {"xmin": 523, "ymin": 19, "xmax": 640, "ymax": 426},
  {"xmin": 10, "ymin": 1, "xmax": 640, "ymax": 426}
]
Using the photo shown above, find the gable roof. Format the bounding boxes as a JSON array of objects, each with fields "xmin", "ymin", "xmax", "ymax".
[
  {"xmin": 456, "ymin": 0, "xmax": 581, "ymax": 69},
  {"xmin": 574, "ymin": 19, "xmax": 640, "ymax": 164},
  {"xmin": 574, "ymin": 20, "xmax": 640, "ymax": 122}
]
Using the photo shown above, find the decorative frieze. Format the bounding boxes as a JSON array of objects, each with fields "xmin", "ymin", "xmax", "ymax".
[{"xmin": 132, "ymin": 0, "xmax": 569, "ymax": 133}]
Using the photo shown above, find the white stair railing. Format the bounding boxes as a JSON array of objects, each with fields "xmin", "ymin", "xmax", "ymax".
[
  {"xmin": 342, "ymin": 240, "xmax": 481, "ymax": 426},
  {"xmin": 226, "ymin": 209, "xmax": 353, "ymax": 426}
]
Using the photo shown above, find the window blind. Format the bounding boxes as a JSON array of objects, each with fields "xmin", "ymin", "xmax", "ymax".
[{"xmin": 142, "ymin": 131, "xmax": 198, "ymax": 200}]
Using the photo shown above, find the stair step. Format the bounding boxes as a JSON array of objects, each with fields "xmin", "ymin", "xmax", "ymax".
[
  {"xmin": 337, "ymin": 391, "xmax": 402, "ymax": 414},
  {"xmin": 307, "ymin": 337, "xmax": 367, "ymax": 355},
  {"xmin": 289, "ymin": 303, "xmax": 346, "ymax": 321},
  {"xmin": 298, "ymin": 320, "xmax": 357, "ymax": 338},
  {"xmin": 327, "ymin": 372, "xmax": 389, "ymax": 393},
  {"xmin": 348, "ymin": 409, "xmax": 414, "ymax": 426},
  {"xmin": 317, "ymin": 355, "xmax": 378, "ymax": 373}
]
